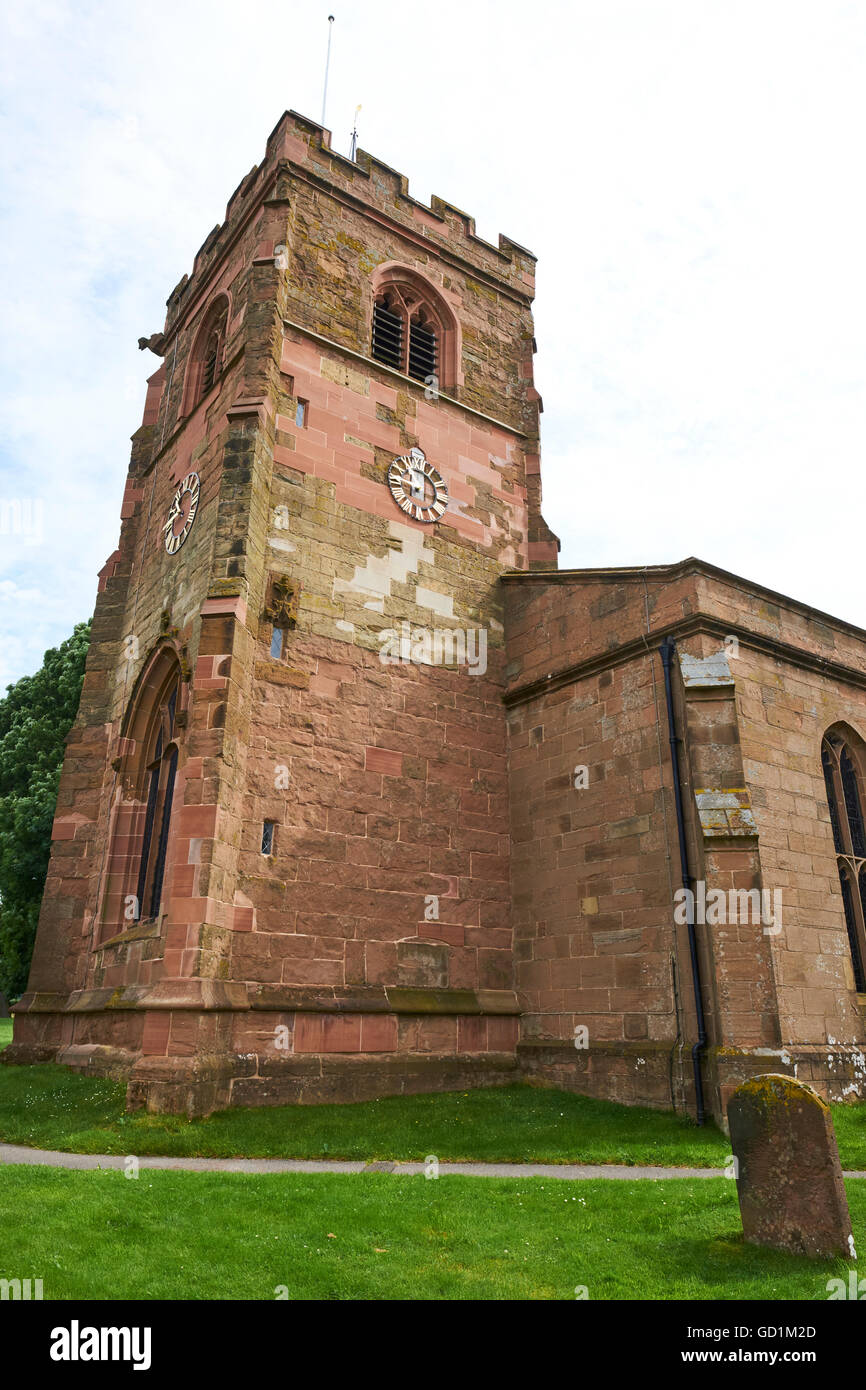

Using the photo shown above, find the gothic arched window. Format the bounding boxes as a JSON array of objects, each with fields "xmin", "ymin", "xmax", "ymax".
[
  {"xmin": 823, "ymin": 732, "xmax": 866, "ymax": 991},
  {"xmin": 133, "ymin": 672, "xmax": 180, "ymax": 922},
  {"xmin": 369, "ymin": 269, "xmax": 458, "ymax": 390},
  {"xmin": 182, "ymin": 295, "xmax": 229, "ymax": 414}
]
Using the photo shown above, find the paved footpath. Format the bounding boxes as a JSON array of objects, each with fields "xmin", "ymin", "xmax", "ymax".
[
  {"xmin": 2, "ymin": 1142, "xmax": 864, "ymax": 1179},
  {"xmin": 0, "ymin": 1143, "xmax": 718, "ymax": 1178}
]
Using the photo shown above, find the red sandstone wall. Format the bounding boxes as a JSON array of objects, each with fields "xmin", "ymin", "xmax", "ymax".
[
  {"xmin": 504, "ymin": 563, "xmax": 866, "ymax": 1115},
  {"xmin": 14, "ymin": 110, "xmax": 555, "ymax": 1108},
  {"xmin": 503, "ymin": 570, "xmax": 692, "ymax": 1107},
  {"xmin": 218, "ymin": 133, "xmax": 545, "ymax": 1064},
  {"xmin": 508, "ymin": 654, "xmax": 675, "ymax": 1046},
  {"xmin": 694, "ymin": 571, "xmax": 866, "ymax": 1051}
]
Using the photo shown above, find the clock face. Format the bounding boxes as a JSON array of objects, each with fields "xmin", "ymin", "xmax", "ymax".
[
  {"xmin": 387, "ymin": 448, "xmax": 448, "ymax": 523},
  {"xmin": 163, "ymin": 472, "xmax": 200, "ymax": 555}
]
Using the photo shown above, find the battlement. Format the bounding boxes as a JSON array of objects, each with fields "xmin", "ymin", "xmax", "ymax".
[
  {"xmin": 270, "ymin": 110, "xmax": 535, "ymax": 265},
  {"xmin": 163, "ymin": 109, "xmax": 536, "ymax": 335}
]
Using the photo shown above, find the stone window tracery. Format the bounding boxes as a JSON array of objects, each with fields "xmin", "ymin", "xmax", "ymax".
[{"xmin": 369, "ymin": 267, "xmax": 458, "ymax": 391}]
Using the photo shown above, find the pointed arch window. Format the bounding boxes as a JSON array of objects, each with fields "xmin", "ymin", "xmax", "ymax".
[
  {"xmin": 100, "ymin": 649, "xmax": 185, "ymax": 942},
  {"xmin": 182, "ymin": 295, "xmax": 229, "ymax": 414},
  {"xmin": 823, "ymin": 732, "xmax": 866, "ymax": 991},
  {"xmin": 372, "ymin": 288, "xmax": 439, "ymax": 383},
  {"xmin": 133, "ymin": 674, "xmax": 180, "ymax": 922},
  {"xmin": 370, "ymin": 270, "xmax": 458, "ymax": 390}
]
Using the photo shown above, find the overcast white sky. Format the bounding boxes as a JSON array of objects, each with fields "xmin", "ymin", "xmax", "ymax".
[{"xmin": 1, "ymin": 0, "xmax": 864, "ymax": 690}]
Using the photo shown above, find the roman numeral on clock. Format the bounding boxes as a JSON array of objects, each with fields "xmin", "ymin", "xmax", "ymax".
[{"xmin": 163, "ymin": 471, "xmax": 201, "ymax": 554}]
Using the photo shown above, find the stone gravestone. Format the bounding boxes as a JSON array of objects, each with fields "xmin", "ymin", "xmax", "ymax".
[
  {"xmin": 728, "ymin": 1073, "xmax": 854, "ymax": 1259},
  {"xmin": 0, "ymin": 991, "xmax": 9, "ymax": 1019}
]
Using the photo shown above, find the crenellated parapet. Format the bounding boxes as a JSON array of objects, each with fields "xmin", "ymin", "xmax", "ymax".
[{"xmin": 161, "ymin": 109, "xmax": 536, "ymax": 344}]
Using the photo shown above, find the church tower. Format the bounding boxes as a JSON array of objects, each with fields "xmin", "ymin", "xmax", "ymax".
[{"xmin": 9, "ymin": 112, "xmax": 558, "ymax": 1113}]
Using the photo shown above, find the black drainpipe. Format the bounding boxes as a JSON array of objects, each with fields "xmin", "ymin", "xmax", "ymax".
[{"xmin": 659, "ymin": 636, "xmax": 707, "ymax": 1126}]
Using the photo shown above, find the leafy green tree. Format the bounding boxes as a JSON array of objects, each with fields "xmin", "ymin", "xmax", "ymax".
[{"xmin": 0, "ymin": 622, "xmax": 90, "ymax": 998}]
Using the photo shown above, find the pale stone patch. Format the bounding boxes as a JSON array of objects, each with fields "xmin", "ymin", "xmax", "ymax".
[
  {"xmin": 332, "ymin": 522, "xmax": 435, "ymax": 608},
  {"xmin": 694, "ymin": 787, "xmax": 758, "ymax": 837},
  {"xmin": 679, "ymin": 649, "xmax": 735, "ymax": 687},
  {"xmin": 320, "ymin": 357, "xmax": 369, "ymax": 395},
  {"xmin": 415, "ymin": 586, "xmax": 454, "ymax": 619}
]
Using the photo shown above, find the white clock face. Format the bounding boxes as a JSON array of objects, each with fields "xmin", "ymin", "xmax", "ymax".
[
  {"xmin": 387, "ymin": 448, "xmax": 448, "ymax": 523},
  {"xmin": 163, "ymin": 472, "xmax": 200, "ymax": 555}
]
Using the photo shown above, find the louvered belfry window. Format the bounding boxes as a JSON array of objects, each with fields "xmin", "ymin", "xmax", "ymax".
[
  {"xmin": 371, "ymin": 286, "xmax": 439, "ymax": 383},
  {"xmin": 201, "ymin": 326, "xmax": 223, "ymax": 396},
  {"xmin": 823, "ymin": 734, "xmax": 866, "ymax": 991},
  {"xmin": 200, "ymin": 307, "xmax": 227, "ymax": 399},
  {"xmin": 408, "ymin": 315, "xmax": 437, "ymax": 382},
  {"xmin": 372, "ymin": 296, "xmax": 403, "ymax": 370},
  {"xmin": 184, "ymin": 297, "xmax": 229, "ymax": 414}
]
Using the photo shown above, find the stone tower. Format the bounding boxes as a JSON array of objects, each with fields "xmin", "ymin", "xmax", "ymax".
[{"xmin": 8, "ymin": 111, "xmax": 558, "ymax": 1114}]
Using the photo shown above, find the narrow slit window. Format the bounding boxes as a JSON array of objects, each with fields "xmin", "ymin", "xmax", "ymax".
[
  {"xmin": 149, "ymin": 747, "xmax": 178, "ymax": 919},
  {"xmin": 270, "ymin": 627, "xmax": 285, "ymax": 660},
  {"xmin": 134, "ymin": 763, "xmax": 161, "ymax": 920},
  {"xmin": 295, "ymin": 399, "xmax": 308, "ymax": 429},
  {"xmin": 841, "ymin": 871, "xmax": 866, "ymax": 991},
  {"xmin": 823, "ymin": 745, "xmax": 844, "ymax": 852},
  {"xmin": 261, "ymin": 821, "xmax": 276, "ymax": 856},
  {"xmin": 841, "ymin": 749, "xmax": 866, "ymax": 856}
]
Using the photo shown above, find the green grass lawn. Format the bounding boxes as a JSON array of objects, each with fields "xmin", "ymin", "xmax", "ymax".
[
  {"xmin": 822, "ymin": 1104, "xmax": 866, "ymax": 1171},
  {"xmin": 1, "ymin": 1012, "xmax": 864, "ymax": 1301},
  {"xmin": 3, "ymin": 1017, "xmax": 866, "ymax": 1169},
  {"xmin": 0, "ymin": 1059, "xmax": 730, "ymax": 1165},
  {"xmin": 0, "ymin": 1165, "xmax": 859, "ymax": 1300}
]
